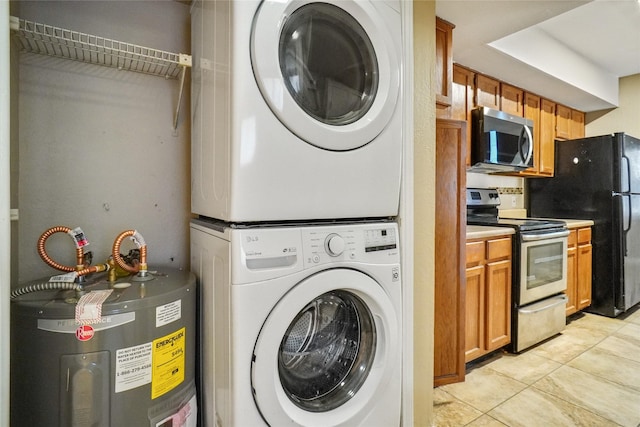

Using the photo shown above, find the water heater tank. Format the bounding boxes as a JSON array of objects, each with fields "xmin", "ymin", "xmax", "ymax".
[{"xmin": 11, "ymin": 268, "xmax": 197, "ymax": 427}]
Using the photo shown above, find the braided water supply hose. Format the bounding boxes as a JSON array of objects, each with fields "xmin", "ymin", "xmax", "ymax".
[{"xmin": 10, "ymin": 281, "xmax": 83, "ymax": 299}]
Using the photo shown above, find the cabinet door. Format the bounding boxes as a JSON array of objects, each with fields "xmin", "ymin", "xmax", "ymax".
[
  {"xmin": 452, "ymin": 65, "xmax": 475, "ymax": 167},
  {"xmin": 566, "ymin": 244, "xmax": 578, "ymax": 316},
  {"xmin": 485, "ymin": 259, "xmax": 511, "ymax": 351},
  {"xmin": 435, "ymin": 17, "xmax": 454, "ymax": 114},
  {"xmin": 538, "ymin": 99, "xmax": 556, "ymax": 176},
  {"xmin": 434, "ymin": 119, "xmax": 467, "ymax": 386},
  {"xmin": 475, "ymin": 74, "xmax": 500, "ymax": 109},
  {"xmin": 571, "ymin": 110, "xmax": 585, "ymax": 139},
  {"xmin": 465, "ymin": 264, "xmax": 485, "ymax": 362},
  {"xmin": 556, "ymin": 104, "xmax": 571, "ymax": 140},
  {"xmin": 577, "ymin": 242, "xmax": 592, "ymax": 310},
  {"xmin": 523, "ymin": 93, "xmax": 541, "ymax": 175},
  {"xmin": 500, "ymin": 83, "xmax": 524, "ymax": 117}
]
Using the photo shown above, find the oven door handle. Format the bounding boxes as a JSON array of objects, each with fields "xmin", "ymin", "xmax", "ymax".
[{"xmin": 521, "ymin": 229, "xmax": 570, "ymax": 241}]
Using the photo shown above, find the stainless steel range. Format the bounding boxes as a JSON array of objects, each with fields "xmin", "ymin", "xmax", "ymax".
[{"xmin": 467, "ymin": 188, "xmax": 569, "ymax": 352}]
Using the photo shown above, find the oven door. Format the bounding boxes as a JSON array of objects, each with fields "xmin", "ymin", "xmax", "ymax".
[{"xmin": 519, "ymin": 230, "xmax": 569, "ymax": 306}]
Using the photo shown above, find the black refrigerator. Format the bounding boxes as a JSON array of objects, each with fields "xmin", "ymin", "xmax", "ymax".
[{"xmin": 528, "ymin": 132, "xmax": 640, "ymax": 317}]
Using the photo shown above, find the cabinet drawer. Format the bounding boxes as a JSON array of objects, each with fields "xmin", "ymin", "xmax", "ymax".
[
  {"xmin": 487, "ymin": 237, "xmax": 511, "ymax": 260},
  {"xmin": 577, "ymin": 227, "xmax": 591, "ymax": 244},
  {"xmin": 568, "ymin": 229, "xmax": 577, "ymax": 247},
  {"xmin": 466, "ymin": 241, "xmax": 486, "ymax": 265}
]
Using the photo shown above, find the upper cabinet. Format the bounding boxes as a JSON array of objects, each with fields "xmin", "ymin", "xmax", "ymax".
[
  {"xmin": 556, "ymin": 104, "xmax": 585, "ymax": 141},
  {"xmin": 500, "ymin": 83, "xmax": 524, "ymax": 117},
  {"xmin": 435, "ymin": 17, "xmax": 455, "ymax": 117},
  {"xmin": 449, "ymin": 64, "xmax": 585, "ymax": 177},
  {"xmin": 451, "ymin": 65, "xmax": 475, "ymax": 168},
  {"xmin": 475, "ymin": 74, "xmax": 500, "ymax": 110}
]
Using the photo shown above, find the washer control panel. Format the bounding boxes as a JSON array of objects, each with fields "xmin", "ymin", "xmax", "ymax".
[
  {"xmin": 301, "ymin": 224, "xmax": 398, "ymax": 267},
  {"xmin": 231, "ymin": 223, "xmax": 399, "ymax": 282}
]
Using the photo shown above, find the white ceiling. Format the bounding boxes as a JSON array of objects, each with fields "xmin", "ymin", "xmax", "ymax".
[{"xmin": 435, "ymin": 0, "xmax": 640, "ymax": 112}]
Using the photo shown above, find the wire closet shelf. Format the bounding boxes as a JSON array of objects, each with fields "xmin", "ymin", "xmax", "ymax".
[{"xmin": 10, "ymin": 16, "xmax": 191, "ymax": 79}]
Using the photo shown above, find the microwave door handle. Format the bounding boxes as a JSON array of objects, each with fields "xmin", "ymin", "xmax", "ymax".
[{"xmin": 521, "ymin": 125, "xmax": 534, "ymax": 165}]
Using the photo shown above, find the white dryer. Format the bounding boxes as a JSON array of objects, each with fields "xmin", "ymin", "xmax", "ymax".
[
  {"xmin": 190, "ymin": 219, "xmax": 402, "ymax": 426},
  {"xmin": 191, "ymin": 0, "xmax": 403, "ymax": 222}
]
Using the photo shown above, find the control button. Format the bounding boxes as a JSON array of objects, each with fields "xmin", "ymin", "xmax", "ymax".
[
  {"xmin": 325, "ymin": 234, "xmax": 345, "ymax": 257},
  {"xmin": 312, "ymin": 255, "xmax": 320, "ymax": 263}
]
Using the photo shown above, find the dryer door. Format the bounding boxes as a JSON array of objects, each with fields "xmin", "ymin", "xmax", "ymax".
[
  {"xmin": 251, "ymin": 0, "xmax": 400, "ymax": 151},
  {"xmin": 251, "ymin": 268, "xmax": 399, "ymax": 425}
]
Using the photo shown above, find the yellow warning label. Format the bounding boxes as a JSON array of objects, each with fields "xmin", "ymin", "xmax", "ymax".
[{"xmin": 151, "ymin": 327, "xmax": 185, "ymax": 399}]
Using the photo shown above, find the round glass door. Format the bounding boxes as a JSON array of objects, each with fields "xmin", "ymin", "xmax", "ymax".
[
  {"xmin": 279, "ymin": 3, "xmax": 378, "ymax": 127},
  {"xmin": 252, "ymin": 0, "xmax": 400, "ymax": 151},
  {"xmin": 278, "ymin": 290, "xmax": 376, "ymax": 412},
  {"xmin": 251, "ymin": 268, "xmax": 399, "ymax": 425}
]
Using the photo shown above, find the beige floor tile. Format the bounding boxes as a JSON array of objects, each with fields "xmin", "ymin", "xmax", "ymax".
[
  {"xmin": 568, "ymin": 346, "xmax": 640, "ymax": 392},
  {"xmin": 559, "ymin": 322, "xmax": 610, "ymax": 347},
  {"xmin": 612, "ymin": 321, "xmax": 640, "ymax": 345},
  {"xmin": 533, "ymin": 365, "xmax": 640, "ymax": 427},
  {"xmin": 464, "ymin": 414, "xmax": 508, "ymax": 427},
  {"xmin": 488, "ymin": 387, "xmax": 619, "ymax": 427},
  {"xmin": 596, "ymin": 333, "xmax": 640, "ymax": 363},
  {"xmin": 481, "ymin": 351, "xmax": 562, "ymax": 385},
  {"xmin": 439, "ymin": 366, "xmax": 527, "ymax": 413},
  {"xmin": 526, "ymin": 332, "xmax": 592, "ymax": 364},
  {"xmin": 432, "ymin": 388, "xmax": 483, "ymax": 427},
  {"xmin": 566, "ymin": 312, "xmax": 625, "ymax": 335}
]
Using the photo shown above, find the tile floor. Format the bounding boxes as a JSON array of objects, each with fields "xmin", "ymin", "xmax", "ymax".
[{"xmin": 433, "ymin": 307, "xmax": 640, "ymax": 426}]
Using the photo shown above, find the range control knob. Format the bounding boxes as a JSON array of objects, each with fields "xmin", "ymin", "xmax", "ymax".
[{"xmin": 325, "ymin": 234, "xmax": 345, "ymax": 257}]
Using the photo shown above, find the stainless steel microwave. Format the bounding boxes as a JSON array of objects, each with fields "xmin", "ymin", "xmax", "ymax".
[{"xmin": 470, "ymin": 106, "xmax": 534, "ymax": 173}]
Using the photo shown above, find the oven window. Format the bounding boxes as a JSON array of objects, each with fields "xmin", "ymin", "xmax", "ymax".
[{"xmin": 526, "ymin": 241, "xmax": 564, "ymax": 290}]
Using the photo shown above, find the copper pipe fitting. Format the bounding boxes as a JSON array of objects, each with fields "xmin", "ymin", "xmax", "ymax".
[
  {"xmin": 112, "ymin": 230, "xmax": 148, "ymax": 274},
  {"xmin": 37, "ymin": 226, "xmax": 84, "ymax": 273}
]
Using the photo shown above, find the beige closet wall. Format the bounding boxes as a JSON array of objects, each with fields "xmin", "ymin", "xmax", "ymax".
[{"xmin": 413, "ymin": 1, "xmax": 436, "ymax": 425}]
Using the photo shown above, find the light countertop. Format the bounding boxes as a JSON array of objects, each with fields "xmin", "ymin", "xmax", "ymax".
[{"xmin": 467, "ymin": 225, "xmax": 515, "ymax": 240}]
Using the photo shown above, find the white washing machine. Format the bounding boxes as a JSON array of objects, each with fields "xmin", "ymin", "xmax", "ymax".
[
  {"xmin": 191, "ymin": 0, "xmax": 403, "ymax": 222},
  {"xmin": 190, "ymin": 219, "xmax": 402, "ymax": 426}
]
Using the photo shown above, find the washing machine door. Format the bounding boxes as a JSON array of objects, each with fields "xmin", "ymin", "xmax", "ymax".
[
  {"xmin": 251, "ymin": 0, "xmax": 400, "ymax": 151},
  {"xmin": 251, "ymin": 268, "xmax": 399, "ymax": 426}
]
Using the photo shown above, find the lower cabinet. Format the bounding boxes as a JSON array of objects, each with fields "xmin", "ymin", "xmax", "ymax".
[
  {"xmin": 566, "ymin": 227, "xmax": 593, "ymax": 316},
  {"xmin": 465, "ymin": 235, "xmax": 512, "ymax": 363}
]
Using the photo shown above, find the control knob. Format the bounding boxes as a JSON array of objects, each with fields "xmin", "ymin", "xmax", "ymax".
[{"xmin": 325, "ymin": 234, "xmax": 345, "ymax": 257}]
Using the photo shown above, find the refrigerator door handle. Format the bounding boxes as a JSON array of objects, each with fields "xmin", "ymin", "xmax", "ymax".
[
  {"xmin": 622, "ymin": 194, "xmax": 631, "ymax": 232},
  {"xmin": 621, "ymin": 156, "xmax": 630, "ymax": 193}
]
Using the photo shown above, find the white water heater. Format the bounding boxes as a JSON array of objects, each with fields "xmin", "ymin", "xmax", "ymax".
[{"xmin": 11, "ymin": 268, "xmax": 197, "ymax": 427}]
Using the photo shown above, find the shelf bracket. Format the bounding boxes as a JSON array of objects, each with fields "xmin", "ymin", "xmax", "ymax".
[{"xmin": 174, "ymin": 54, "xmax": 192, "ymax": 131}]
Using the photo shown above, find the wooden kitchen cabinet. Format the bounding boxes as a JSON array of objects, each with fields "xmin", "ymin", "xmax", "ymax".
[
  {"xmin": 521, "ymin": 95, "xmax": 555, "ymax": 177},
  {"xmin": 451, "ymin": 64, "xmax": 475, "ymax": 167},
  {"xmin": 570, "ymin": 110, "xmax": 585, "ymax": 139},
  {"xmin": 500, "ymin": 83, "xmax": 524, "ymax": 117},
  {"xmin": 475, "ymin": 74, "xmax": 500, "ymax": 110},
  {"xmin": 464, "ymin": 235, "xmax": 512, "ymax": 363},
  {"xmin": 538, "ymin": 99, "xmax": 557, "ymax": 176},
  {"xmin": 566, "ymin": 227, "xmax": 592, "ymax": 316},
  {"xmin": 434, "ymin": 119, "xmax": 467, "ymax": 386},
  {"xmin": 435, "ymin": 17, "xmax": 455, "ymax": 117},
  {"xmin": 555, "ymin": 104, "xmax": 572, "ymax": 140}
]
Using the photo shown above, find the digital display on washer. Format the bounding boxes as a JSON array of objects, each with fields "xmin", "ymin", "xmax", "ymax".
[{"xmin": 364, "ymin": 228, "xmax": 397, "ymax": 252}]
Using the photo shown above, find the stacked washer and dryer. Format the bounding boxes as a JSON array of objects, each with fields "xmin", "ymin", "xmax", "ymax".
[{"xmin": 189, "ymin": 1, "xmax": 404, "ymax": 426}]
